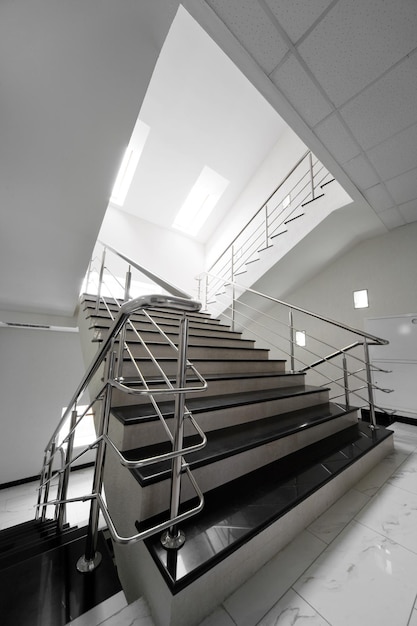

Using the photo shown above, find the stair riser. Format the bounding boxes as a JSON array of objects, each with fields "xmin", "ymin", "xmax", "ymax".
[
  {"xmin": 108, "ymin": 389, "xmax": 329, "ymax": 450},
  {"xmin": 93, "ymin": 325, "xmax": 244, "ymax": 342},
  {"xmin": 118, "ymin": 343, "xmax": 269, "ymax": 361},
  {"xmin": 110, "ymin": 374, "xmax": 305, "ymax": 408},
  {"xmin": 111, "ymin": 333, "xmax": 254, "ymax": 349},
  {"xmin": 88, "ymin": 314, "xmax": 225, "ymax": 332},
  {"xmin": 106, "ymin": 410, "xmax": 359, "ymax": 527},
  {"xmin": 120, "ymin": 358, "xmax": 286, "ymax": 378},
  {"xmin": 84, "ymin": 303, "xmax": 213, "ymax": 323}
]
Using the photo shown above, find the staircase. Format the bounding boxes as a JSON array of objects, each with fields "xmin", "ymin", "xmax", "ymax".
[
  {"xmin": 78, "ymin": 294, "xmax": 393, "ymax": 626},
  {"xmin": 0, "ymin": 519, "xmax": 122, "ymax": 625}
]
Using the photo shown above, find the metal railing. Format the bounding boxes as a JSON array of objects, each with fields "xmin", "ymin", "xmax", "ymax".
[
  {"xmin": 37, "ymin": 248, "xmax": 208, "ymax": 571},
  {"xmin": 206, "ymin": 151, "xmax": 334, "ymax": 298},
  {"xmin": 198, "ymin": 274, "xmax": 392, "ymax": 428}
]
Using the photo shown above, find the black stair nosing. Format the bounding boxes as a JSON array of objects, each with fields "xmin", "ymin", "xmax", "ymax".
[
  {"xmin": 124, "ymin": 399, "xmax": 343, "ymax": 487},
  {"xmin": 143, "ymin": 423, "xmax": 393, "ymax": 593},
  {"xmin": 111, "ymin": 383, "xmax": 319, "ymax": 426},
  {"xmin": 112, "ymin": 370, "xmax": 305, "ymax": 390},
  {"xmin": 320, "ymin": 178, "xmax": 335, "ymax": 188},
  {"xmin": 101, "ymin": 336, "xmax": 257, "ymax": 350},
  {"xmin": 88, "ymin": 322, "xmax": 243, "ymax": 341},
  {"xmin": 301, "ymin": 193, "xmax": 325, "ymax": 207},
  {"xmin": 86, "ymin": 314, "xmax": 230, "ymax": 331},
  {"xmin": 82, "ymin": 302, "xmax": 217, "ymax": 323},
  {"xmin": 121, "ymin": 357, "xmax": 280, "ymax": 368}
]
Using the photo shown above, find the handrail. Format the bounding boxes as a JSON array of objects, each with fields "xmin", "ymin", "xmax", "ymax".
[
  {"xmin": 208, "ymin": 150, "xmax": 310, "ymax": 271},
  {"xmin": 46, "ymin": 293, "xmax": 200, "ymax": 451},
  {"xmin": 97, "ymin": 241, "xmax": 192, "ymax": 300},
  {"xmin": 203, "ymin": 274, "xmax": 388, "ymax": 347}
]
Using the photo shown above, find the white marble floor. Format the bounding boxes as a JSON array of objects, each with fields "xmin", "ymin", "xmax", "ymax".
[{"xmin": 1, "ymin": 422, "xmax": 417, "ymax": 626}]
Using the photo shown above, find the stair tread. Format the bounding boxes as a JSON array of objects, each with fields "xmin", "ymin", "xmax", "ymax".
[
  {"xmin": 143, "ymin": 423, "xmax": 393, "ymax": 592},
  {"xmin": 112, "ymin": 384, "xmax": 323, "ymax": 424},
  {"xmin": 125, "ymin": 400, "xmax": 344, "ymax": 485}
]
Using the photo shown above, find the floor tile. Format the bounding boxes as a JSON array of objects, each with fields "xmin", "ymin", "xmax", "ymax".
[
  {"xmin": 198, "ymin": 606, "xmax": 236, "ymax": 626},
  {"xmin": 388, "ymin": 451, "xmax": 417, "ymax": 495},
  {"xmin": 223, "ymin": 530, "xmax": 327, "ymax": 626},
  {"xmin": 96, "ymin": 597, "xmax": 154, "ymax": 626},
  {"xmin": 294, "ymin": 520, "xmax": 417, "ymax": 626},
  {"xmin": 66, "ymin": 592, "xmax": 127, "ymax": 626},
  {"xmin": 354, "ymin": 448, "xmax": 408, "ymax": 496},
  {"xmin": 355, "ymin": 482, "xmax": 417, "ymax": 554},
  {"xmin": 307, "ymin": 488, "xmax": 370, "ymax": 544},
  {"xmin": 256, "ymin": 589, "xmax": 331, "ymax": 625}
]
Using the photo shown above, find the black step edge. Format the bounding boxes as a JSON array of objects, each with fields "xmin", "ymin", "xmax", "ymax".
[
  {"xmin": 111, "ymin": 383, "xmax": 321, "ymax": 426},
  {"xmin": 126, "ymin": 399, "xmax": 343, "ymax": 487},
  {"xmin": 142, "ymin": 422, "xmax": 393, "ymax": 593}
]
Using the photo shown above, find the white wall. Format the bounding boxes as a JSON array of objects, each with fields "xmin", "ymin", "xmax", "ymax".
[
  {"xmin": 0, "ymin": 327, "xmax": 86, "ymax": 484},
  {"xmin": 242, "ymin": 222, "xmax": 417, "ymax": 416},
  {"xmin": 96, "ymin": 206, "xmax": 205, "ymax": 301},
  {"xmin": 205, "ymin": 127, "xmax": 308, "ymax": 269}
]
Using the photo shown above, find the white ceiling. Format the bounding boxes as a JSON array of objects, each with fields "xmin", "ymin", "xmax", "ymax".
[
  {"xmin": 111, "ymin": 6, "xmax": 287, "ymax": 244},
  {"xmin": 2, "ymin": 0, "xmax": 416, "ymax": 318},
  {"xmin": 201, "ymin": 0, "xmax": 417, "ymax": 231}
]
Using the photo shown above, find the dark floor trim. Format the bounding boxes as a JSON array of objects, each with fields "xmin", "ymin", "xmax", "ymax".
[{"xmin": 0, "ymin": 462, "xmax": 94, "ymax": 491}]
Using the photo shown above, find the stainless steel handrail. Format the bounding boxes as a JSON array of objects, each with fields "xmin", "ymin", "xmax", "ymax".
[{"xmin": 97, "ymin": 241, "xmax": 192, "ymax": 300}]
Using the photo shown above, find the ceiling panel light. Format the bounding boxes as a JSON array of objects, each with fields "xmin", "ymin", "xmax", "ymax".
[
  {"xmin": 173, "ymin": 166, "xmax": 229, "ymax": 236},
  {"xmin": 110, "ymin": 119, "xmax": 150, "ymax": 207}
]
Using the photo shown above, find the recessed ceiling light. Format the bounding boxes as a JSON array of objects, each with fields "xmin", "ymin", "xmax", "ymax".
[
  {"xmin": 173, "ymin": 166, "xmax": 229, "ymax": 236},
  {"xmin": 110, "ymin": 119, "xmax": 150, "ymax": 207}
]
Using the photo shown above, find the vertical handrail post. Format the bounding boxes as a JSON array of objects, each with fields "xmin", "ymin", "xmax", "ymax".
[
  {"xmin": 231, "ymin": 246, "xmax": 236, "ymax": 331},
  {"xmin": 77, "ymin": 350, "xmax": 116, "ymax": 572},
  {"xmin": 264, "ymin": 204, "xmax": 269, "ymax": 249},
  {"xmin": 36, "ymin": 451, "xmax": 50, "ymax": 521},
  {"xmin": 40, "ymin": 442, "xmax": 56, "ymax": 522},
  {"xmin": 57, "ymin": 407, "xmax": 78, "ymax": 530},
  {"xmin": 289, "ymin": 309, "xmax": 295, "ymax": 372},
  {"xmin": 363, "ymin": 339, "xmax": 378, "ymax": 430},
  {"xmin": 161, "ymin": 314, "xmax": 189, "ymax": 549},
  {"xmin": 342, "ymin": 354, "xmax": 350, "ymax": 409},
  {"xmin": 95, "ymin": 247, "xmax": 106, "ymax": 313},
  {"xmin": 116, "ymin": 265, "xmax": 132, "ymax": 380},
  {"xmin": 309, "ymin": 152, "xmax": 315, "ymax": 201}
]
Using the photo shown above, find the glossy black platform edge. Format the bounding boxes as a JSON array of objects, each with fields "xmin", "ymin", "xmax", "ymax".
[
  {"xmin": 361, "ymin": 408, "xmax": 417, "ymax": 427},
  {"xmin": 0, "ymin": 526, "xmax": 122, "ymax": 626},
  {"xmin": 142, "ymin": 422, "xmax": 393, "ymax": 594}
]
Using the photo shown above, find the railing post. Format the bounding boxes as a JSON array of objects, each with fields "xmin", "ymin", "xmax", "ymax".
[
  {"xmin": 309, "ymin": 152, "xmax": 315, "ymax": 201},
  {"xmin": 77, "ymin": 350, "xmax": 116, "ymax": 573},
  {"xmin": 95, "ymin": 247, "xmax": 106, "ymax": 313},
  {"xmin": 116, "ymin": 265, "xmax": 132, "ymax": 380},
  {"xmin": 363, "ymin": 338, "xmax": 378, "ymax": 430},
  {"xmin": 40, "ymin": 442, "xmax": 56, "ymax": 522},
  {"xmin": 36, "ymin": 451, "xmax": 50, "ymax": 521},
  {"xmin": 289, "ymin": 309, "xmax": 295, "ymax": 372},
  {"xmin": 161, "ymin": 314, "xmax": 189, "ymax": 549},
  {"xmin": 264, "ymin": 204, "xmax": 269, "ymax": 249},
  {"xmin": 56, "ymin": 407, "xmax": 78, "ymax": 530},
  {"xmin": 342, "ymin": 354, "xmax": 350, "ymax": 409},
  {"xmin": 231, "ymin": 246, "xmax": 236, "ymax": 331}
]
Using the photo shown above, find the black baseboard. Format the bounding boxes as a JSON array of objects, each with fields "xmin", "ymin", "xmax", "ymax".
[
  {"xmin": 0, "ymin": 462, "xmax": 94, "ymax": 491},
  {"xmin": 361, "ymin": 408, "xmax": 417, "ymax": 427}
]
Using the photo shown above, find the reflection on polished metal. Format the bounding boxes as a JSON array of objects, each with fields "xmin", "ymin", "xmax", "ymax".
[
  {"xmin": 161, "ymin": 529, "xmax": 185, "ymax": 550},
  {"xmin": 76, "ymin": 551, "xmax": 102, "ymax": 573}
]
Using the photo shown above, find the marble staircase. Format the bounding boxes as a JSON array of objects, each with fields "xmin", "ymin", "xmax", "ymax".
[{"xmin": 78, "ymin": 295, "xmax": 393, "ymax": 626}]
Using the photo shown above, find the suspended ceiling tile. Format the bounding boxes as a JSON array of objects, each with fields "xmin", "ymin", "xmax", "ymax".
[
  {"xmin": 398, "ymin": 199, "xmax": 417, "ymax": 224},
  {"xmin": 298, "ymin": 0, "xmax": 417, "ymax": 107},
  {"xmin": 377, "ymin": 207, "xmax": 407, "ymax": 230},
  {"xmin": 314, "ymin": 114, "xmax": 361, "ymax": 164},
  {"xmin": 264, "ymin": 0, "xmax": 335, "ymax": 43},
  {"xmin": 271, "ymin": 54, "xmax": 333, "ymax": 127},
  {"xmin": 367, "ymin": 123, "xmax": 417, "ymax": 181},
  {"xmin": 343, "ymin": 154, "xmax": 380, "ymax": 191},
  {"xmin": 206, "ymin": 0, "xmax": 289, "ymax": 74},
  {"xmin": 385, "ymin": 167, "xmax": 417, "ymax": 206},
  {"xmin": 364, "ymin": 184, "xmax": 395, "ymax": 212},
  {"xmin": 341, "ymin": 54, "xmax": 417, "ymax": 151}
]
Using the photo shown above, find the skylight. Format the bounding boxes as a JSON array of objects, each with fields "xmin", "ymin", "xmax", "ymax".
[
  {"xmin": 110, "ymin": 119, "xmax": 150, "ymax": 207},
  {"xmin": 173, "ymin": 166, "xmax": 229, "ymax": 236}
]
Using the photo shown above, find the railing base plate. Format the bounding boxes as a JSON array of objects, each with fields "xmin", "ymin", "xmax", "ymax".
[
  {"xmin": 76, "ymin": 551, "xmax": 102, "ymax": 573},
  {"xmin": 161, "ymin": 529, "xmax": 185, "ymax": 550}
]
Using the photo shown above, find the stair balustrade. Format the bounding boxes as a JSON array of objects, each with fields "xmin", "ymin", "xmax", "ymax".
[
  {"xmin": 37, "ymin": 249, "xmax": 209, "ymax": 572},
  {"xmin": 197, "ymin": 274, "xmax": 392, "ymax": 428}
]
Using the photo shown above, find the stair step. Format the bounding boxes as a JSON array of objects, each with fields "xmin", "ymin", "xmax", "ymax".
[
  {"xmin": 120, "ymin": 357, "xmax": 287, "ymax": 377},
  {"xmin": 88, "ymin": 313, "xmax": 229, "ymax": 334},
  {"xmin": 142, "ymin": 422, "xmax": 393, "ymax": 593},
  {"xmin": 116, "ymin": 342, "xmax": 270, "ymax": 361},
  {"xmin": 91, "ymin": 322, "xmax": 244, "ymax": 342},
  {"xmin": 125, "ymin": 400, "xmax": 351, "ymax": 487}
]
